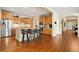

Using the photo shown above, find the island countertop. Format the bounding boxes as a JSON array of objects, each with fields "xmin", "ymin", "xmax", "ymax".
[
  {"xmin": 15, "ymin": 27, "xmax": 39, "ymax": 41},
  {"xmin": 13, "ymin": 27, "xmax": 35, "ymax": 29}
]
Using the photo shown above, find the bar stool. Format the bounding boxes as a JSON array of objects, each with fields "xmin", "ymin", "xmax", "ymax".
[
  {"xmin": 33, "ymin": 29, "xmax": 40, "ymax": 39},
  {"xmin": 21, "ymin": 29, "xmax": 29, "ymax": 43},
  {"xmin": 28, "ymin": 29, "xmax": 35, "ymax": 40},
  {"xmin": 37, "ymin": 29, "xmax": 41, "ymax": 37}
]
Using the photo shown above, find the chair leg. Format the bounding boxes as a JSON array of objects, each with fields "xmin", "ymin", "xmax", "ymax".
[
  {"xmin": 37, "ymin": 33, "xmax": 38, "ymax": 38},
  {"xmin": 31, "ymin": 33, "xmax": 34, "ymax": 40},
  {"xmin": 27, "ymin": 33, "xmax": 29, "ymax": 42},
  {"xmin": 22, "ymin": 33, "xmax": 25, "ymax": 43},
  {"xmin": 33, "ymin": 33, "xmax": 35, "ymax": 40}
]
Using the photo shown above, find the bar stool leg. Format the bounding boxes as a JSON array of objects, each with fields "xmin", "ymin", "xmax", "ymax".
[
  {"xmin": 27, "ymin": 33, "xmax": 29, "ymax": 42},
  {"xmin": 22, "ymin": 33, "xmax": 25, "ymax": 43}
]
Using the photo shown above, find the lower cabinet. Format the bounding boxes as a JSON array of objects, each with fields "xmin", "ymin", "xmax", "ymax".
[{"xmin": 43, "ymin": 28, "xmax": 52, "ymax": 35}]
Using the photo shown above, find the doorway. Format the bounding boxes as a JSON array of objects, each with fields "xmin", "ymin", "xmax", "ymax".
[{"xmin": 62, "ymin": 16, "xmax": 78, "ymax": 36}]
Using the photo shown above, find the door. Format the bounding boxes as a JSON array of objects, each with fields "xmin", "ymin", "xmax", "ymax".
[{"xmin": 67, "ymin": 22, "xmax": 73, "ymax": 30}]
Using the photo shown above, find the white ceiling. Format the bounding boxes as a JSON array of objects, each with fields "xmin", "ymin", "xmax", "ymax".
[
  {"xmin": 1, "ymin": 7, "xmax": 79, "ymax": 17},
  {"xmin": 0, "ymin": 7, "xmax": 50, "ymax": 17},
  {"xmin": 50, "ymin": 7, "xmax": 79, "ymax": 17}
]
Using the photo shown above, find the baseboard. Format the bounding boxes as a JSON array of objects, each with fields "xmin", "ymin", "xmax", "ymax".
[{"xmin": 52, "ymin": 33, "xmax": 62, "ymax": 37}]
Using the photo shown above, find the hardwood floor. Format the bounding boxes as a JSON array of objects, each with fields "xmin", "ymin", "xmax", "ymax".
[{"xmin": 0, "ymin": 31, "xmax": 79, "ymax": 52}]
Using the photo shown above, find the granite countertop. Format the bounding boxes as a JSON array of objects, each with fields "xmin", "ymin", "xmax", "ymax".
[{"xmin": 13, "ymin": 27, "xmax": 35, "ymax": 29}]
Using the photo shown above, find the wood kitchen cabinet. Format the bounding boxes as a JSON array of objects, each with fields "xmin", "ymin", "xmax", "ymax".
[
  {"xmin": 39, "ymin": 15, "xmax": 45, "ymax": 26},
  {"xmin": 22, "ymin": 18, "xmax": 28, "ymax": 23},
  {"xmin": 22, "ymin": 18, "xmax": 33, "ymax": 24},
  {"xmin": 27, "ymin": 18, "xmax": 33, "ymax": 28},
  {"xmin": 43, "ymin": 28, "xmax": 52, "ymax": 35},
  {"xmin": 44, "ymin": 14, "xmax": 52, "ymax": 24},
  {"xmin": 12, "ymin": 28, "xmax": 16, "ymax": 36},
  {"xmin": 13, "ymin": 16, "xmax": 21, "ymax": 24},
  {"xmin": 13, "ymin": 16, "xmax": 33, "ymax": 25},
  {"xmin": 43, "ymin": 16, "xmax": 47, "ymax": 24},
  {"xmin": 27, "ymin": 18, "xmax": 33, "ymax": 24},
  {"xmin": 39, "ymin": 16, "xmax": 43, "ymax": 23},
  {"xmin": 1, "ymin": 10, "xmax": 13, "ymax": 20},
  {"xmin": 40, "ymin": 14, "xmax": 52, "ymax": 25},
  {"xmin": 39, "ymin": 14, "xmax": 52, "ymax": 35},
  {"xmin": 48, "ymin": 14, "xmax": 52, "ymax": 24},
  {"xmin": 13, "ymin": 17, "xmax": 33, "ymax": 28}
]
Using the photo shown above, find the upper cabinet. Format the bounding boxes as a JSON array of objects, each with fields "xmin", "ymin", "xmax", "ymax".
[
  {"xmin": 13, "ymin": 16, "xmax": 33, "ymax": 26},
  {"xmin": 47, "ymin": 14, "xmax": 52, "ymax": 24},
  {"xmin": 13, "ymin": 16, "xmax": 22, "ymax": 24},
  {"xmin": 44, "ymin": 14, "xmax": 52, "ymax": 24},
  {"xmin": 39, "ymin": 14, "xmax": 52, "ymax": 24},
  {"xmin": 21, "ymin": 18, "xmax": 33, "ymax": 24},
  {"xmin": 39, "ymin": 13, "xmax": 52, "ymax": 35},
  {"xmin": 1, "ymin": 10, "xmax": 13, "ymax": 20},
  {"xmin": 27, "ymin": 18, "xmax": 33, "ymax": 24}
]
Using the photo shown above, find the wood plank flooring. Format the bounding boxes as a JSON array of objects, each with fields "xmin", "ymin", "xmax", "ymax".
[{"xmin": 0, "ymin": 31, "xmax": 79, "ymax": 52}]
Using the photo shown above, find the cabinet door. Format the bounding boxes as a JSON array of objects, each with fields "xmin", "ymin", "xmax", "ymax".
[
  {"xmin": 13, "ymin": 16, "xmax": 21, "ymax": 24},
  {"xmin": 7, "ymin": 12, "xmax": 13, "ymax": 20},
  {"xmin": 39, "ymin": 16, "xmax": 43, "ymax": 23},
  {"xmin": 43, "ymin": 16, "xmax": 46, "ymax": 24},
  {"xmin": 28, "ymin": 18, "xmax": 33, "ymax": 28},
  {"xmin": 27, "ymin": 18, "xmax": 33, "ymax": 24},
  {"xmin": 2, "ymin": 11, "xmax": 13, "ymax": 20},
  {"xmin": 47, "ymin": 28, "xmax": 52, "ymax": 35},
  {"xmin": 22, "ymin": 18, "xmax": 28, "ymax": 23},
  {"xmin": 43, "ymin": 28, "xmax": 52, "ymax": 35},
  {"xmin": 47, "ymin": 15, "xmax": 52, "ymax": 24},
  {"xmin": 12, "ymin": 28, "xmax": 16, "ymax": 36},
  {"xmin": 2, "ymin": 11, "xmax": 7, "ymax": 19},
  {"xmin": 13, "ymin": 16, "xmax": 17, "ymax": 23},
  {"xmin": 43, "ymin": 29, "xmax": 47, "ymax": 34}
]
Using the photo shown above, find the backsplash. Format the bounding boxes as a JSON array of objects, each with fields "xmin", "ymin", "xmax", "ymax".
[{"xmin": 13, "ymin": 23, "xmax": 32, "ymax": 28}]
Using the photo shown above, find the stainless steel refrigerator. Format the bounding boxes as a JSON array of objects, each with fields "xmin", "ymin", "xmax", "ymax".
[{"xmin": 0, "ymin": 20, "xmax": 13, "ymax": 37}]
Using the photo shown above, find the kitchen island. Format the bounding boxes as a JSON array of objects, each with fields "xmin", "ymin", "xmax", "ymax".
[{"xmin": 15, "ymin": 27, "xmax": 40, "ymax": 41}]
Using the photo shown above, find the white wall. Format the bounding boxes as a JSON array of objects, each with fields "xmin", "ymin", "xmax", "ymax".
[
  {"xmin": 47, "ymin": 8, "xmax": 79, "ymax": 37},
  {"xmin": 62, "ymin": 17, "xmax": 67, "ymax": 31},
  {"xmin": 66, "ymin": 21, "xmax": 77, "ymax": 30},
  {"xmin": 47, "ymin": 7, "xmax": 62, "ymax": 37},
  {"xmin": 59, "ymin": 17, "xmax": 62, "ymax": 34},
  {"xmin": 62, "ymin": 16, "xmax": 78, "ymax": 31},
  {"xmin": 52, "ymin": 12, "xmax": 62, "ymax": 37},
  {"xmin": 65, "ymin": 13, "xmax": 79, "ymax": 37},
  {"xmin": 71, "ymin": 13, "xmax": 79, "ymax": 37}
]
